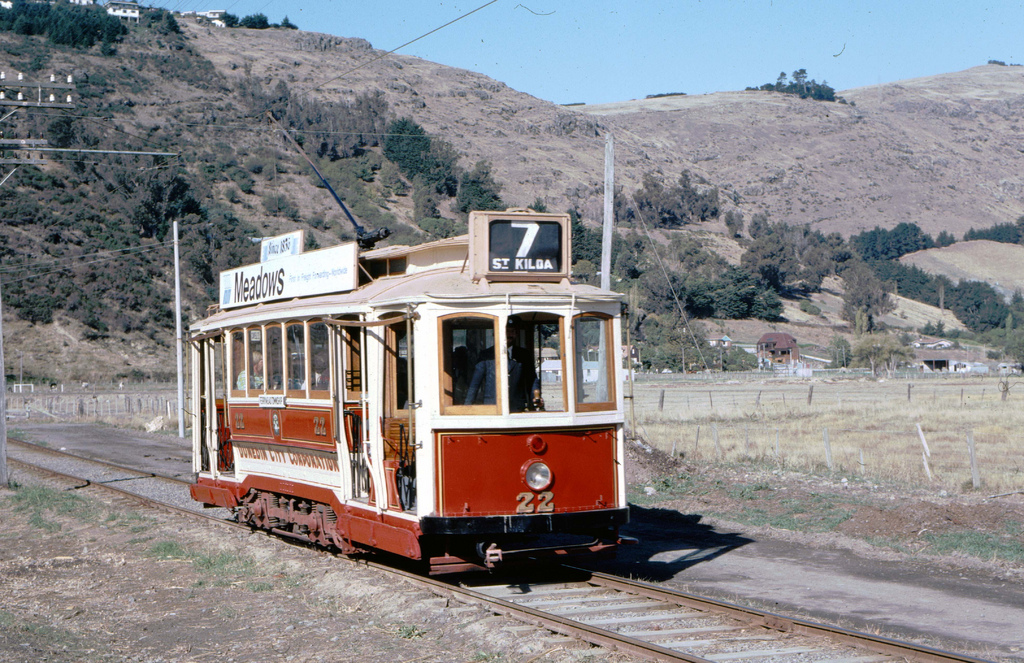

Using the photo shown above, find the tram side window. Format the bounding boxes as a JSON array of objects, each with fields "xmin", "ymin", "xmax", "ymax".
[
  {"xmin": 309, "ymin": 321, "xmax": 330, "ymax": 398},
  {"xmin": 573, "ymin": 314, "xmax": 615, "ymax": 410},
  {"xmin": 231, "ymin": 330, "xmax": 245, "ymax": 394},
  {"xmin": 266, "ymin": 324, "xmax": 284, "ymax": 393},
  {"xmin": 440, "ymin": 316, "xmax": 496, "ymax": 413},
  {"xmin": 286, "ymin": 322, "xmax": 306, "ymax": 394},
  {"xmin": 387, "ymin": 321, "xmax": 413, "ymax": 411},
  {"xmin": 248, "ymin": 327, "xmax": 265, "ymax": 391},
  {"xmin": 342, "ymin": 326, "xmax": 362, "ymax": 402}
]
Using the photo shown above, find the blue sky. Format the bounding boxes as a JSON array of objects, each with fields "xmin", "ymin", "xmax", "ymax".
[{"xmin": 162, "ymin": 0, "xmax": 1022, "ymax": 105}]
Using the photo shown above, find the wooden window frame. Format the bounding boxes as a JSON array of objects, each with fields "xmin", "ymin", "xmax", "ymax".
[
  {"xmin": 285, "ymin": 321, "xmax": 307, "ymax": 400},
  {"xmin": 572, "ymin": 312, "xmax": 617, "ymax": 412},
  {"xmin": 438, "ymin": 313, "xmax": 500, "ymax": 416},
  {"xmin": 229, "ymin": 329, "xmax": 246, "ymax": 398},
  {"xmin": 308, "ymin": 320, "xmax": 331, "ymax": 401},
  {"xmin": 264, "ymin": 323, "xmax": 285, "ymax": 395}
]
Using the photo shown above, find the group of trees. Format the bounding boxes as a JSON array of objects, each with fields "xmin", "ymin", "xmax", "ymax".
[
  {"xmin": 383, "ymin": 117, "xmax": 504, "ymax": 234},
  {"xmin": 0, "ymin": 1, "xmax": 127, "ymax": 51},
  {"xmin": 219, "ymin": 13, "xmax": 297, "ymax": 30},
  {"xmin": 747, "ymin": 69, "xmax": 839, "ymax": 102}
]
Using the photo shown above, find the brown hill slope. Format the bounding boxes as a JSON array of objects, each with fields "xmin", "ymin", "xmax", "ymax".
[
  {"xmin": 579, "ymin": 65, "xmax": 1024, "ymax": 237},
  {"xmin": 182, "ymin": 25, "xmax": 1024, "ymax": 239},
  {"xmin": 901, "ymin": 240, "xmax": 1024, "ymax": 299}
]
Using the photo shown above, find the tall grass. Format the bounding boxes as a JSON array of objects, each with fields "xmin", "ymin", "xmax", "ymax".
[{"xmin": 628, "ymin": 376, "xmax": 1024, "ymax": 492}]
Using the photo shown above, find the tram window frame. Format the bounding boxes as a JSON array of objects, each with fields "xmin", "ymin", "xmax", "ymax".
[
  {"xmin": 247, "ymin": 326, "xmax": 266, "ymax": 393},
  {"xmin": 229, "ymin": 329, "xmax": 246, "ymax": 397},
  {"xmin": 439, "ymin": 313, "xmax": 499, "ymax": 416},
  {"xmin": 572, "ymin": 313, "xmax": 616, "ymax": 412},
  {"xmin": 339, "ymin": 317, "xmax": 363, "ymax": 403},
  {"xmin": 383, "ymin": 315, "xmax": 414, "ymax": 415},
  {"xmin": 285, "ymin": 321, "xmax": 307, "ymax": 399},
  {"xmin": 526, "ymin": 313, "xmax": 567, "ymax": 413},
  {"xmin": 308, "ymin": 320, "xmax": 331, "ymax": 400},
  {"xmin": 265, "ymin": 323, "xmax": 284, "ymax": 394}
]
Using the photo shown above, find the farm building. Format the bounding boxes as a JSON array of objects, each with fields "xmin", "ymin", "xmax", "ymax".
[{"xmin": 756, "ymin": 332, "xmax": 800, "ymax": 369}]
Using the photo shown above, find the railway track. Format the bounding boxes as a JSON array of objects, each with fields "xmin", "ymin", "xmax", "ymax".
[{"xmin": 7, "ymin": 448, "xmax": 996, "ymax": 663}]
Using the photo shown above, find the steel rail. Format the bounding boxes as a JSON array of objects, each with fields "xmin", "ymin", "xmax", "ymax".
[
  {"xmin": 580, "ymin": 570, "xmax": 994, "ymax": 663},
  {"xmin": 7, "ymin": 455, "xmax": 998, "ymax": 663}
]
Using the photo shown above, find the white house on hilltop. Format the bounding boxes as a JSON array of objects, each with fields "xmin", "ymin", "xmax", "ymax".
[{"xmin": 105, "ymin": 0, "xmax": 140, "ymax": 23}]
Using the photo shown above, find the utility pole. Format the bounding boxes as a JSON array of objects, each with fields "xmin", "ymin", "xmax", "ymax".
[
  {"xmin": 1, "ymin": 276, "xmax": 7, "ymax": 488},
  {"xmin": 600, "ymin": 132, "xmax": 614, "ymax": 291}
]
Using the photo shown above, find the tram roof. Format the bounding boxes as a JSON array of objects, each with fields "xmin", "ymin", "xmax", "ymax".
[{"xmin": 193, "ymin": 254, "xmax": 622, "ymax": 333}]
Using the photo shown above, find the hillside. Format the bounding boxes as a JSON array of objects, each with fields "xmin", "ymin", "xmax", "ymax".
[
  {"xmin": 581, "ymin": 65, "xmax": 1024, "ymax": 237},
  {"xmin": 901, "ymin": 240, "xmax": 1024, "ymax": 299},
  {"xmin": 2, "ymin": 17, "xmax": 1016, "ymax": 380}
]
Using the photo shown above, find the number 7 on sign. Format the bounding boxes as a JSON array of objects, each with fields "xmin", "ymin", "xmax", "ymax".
[{"xmin": 511, "ymin": 222, "xmax": 539, "ymax": 258}]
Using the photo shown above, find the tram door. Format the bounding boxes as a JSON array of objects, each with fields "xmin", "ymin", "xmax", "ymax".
[
  {"xmin": 339, "ymin": 322, "xmax": 369, "ymax": 499},
  {"xmin": 194, "ymin": 336, "xmax": 230, "ymax": 475},
  {"xmin": 382, "ymin": 316, "xmax": 416, "ymax": 511}
]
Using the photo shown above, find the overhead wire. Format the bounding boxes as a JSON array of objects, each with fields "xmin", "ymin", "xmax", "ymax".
[{"xmin": 626, "ymin": 189, "xmax": 711, "ymax": 372}]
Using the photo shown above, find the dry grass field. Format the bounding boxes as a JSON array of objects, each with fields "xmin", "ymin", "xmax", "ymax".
[{"xmin": 627, "ymin": 374, "xmax": 1024, "ymax": 494}]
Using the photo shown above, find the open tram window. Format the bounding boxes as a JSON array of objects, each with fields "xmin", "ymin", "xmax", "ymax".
[
  {"xmin": 502, "ymin": 313, "xmax": 563, "ymax": 413},
  {"xmin": 247, "ymin": 327, "xmax": 265, "ymax": 392},
  {"xmin": 230, "ymin": 330, "xmax": 245, "ymax": 396},
  {"xmin": 440, "ymin": 314, "xmax": 497, "ymax": 415},
  {"xmin": 265, "ymin": 324, "xmax": 284, "ymax": 393},
  {"xmin": 573, "ymin": 313, "xmax": 616, "ymax": 411},
  {"xmin": 286, "ymin": 322, "xmax": 306, "ymax": 397},
  {"xmin": 529, "ymin": 314, "xmax": 566, "ymax": 412},
  {"xmin": 340, "ymin": 321, "xmax": 362, "ymax": 402},
  {"xmin": 309, "ymin": 321, "xmax": 330, "ymax": 399},
  {"xmin": 385, "ymin": 318, "xmax": 413, "ymax": 412}
]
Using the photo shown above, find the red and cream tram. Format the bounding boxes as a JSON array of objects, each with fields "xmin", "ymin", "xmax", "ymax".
[{"xmin": 189, "ymin": 209, "xmax": 629, "ymax": 573}]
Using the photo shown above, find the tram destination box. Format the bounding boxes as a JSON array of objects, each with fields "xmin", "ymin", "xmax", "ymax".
[{"xmin": 468, "ymin": 209, "xmax": 571, "ymax": 283}]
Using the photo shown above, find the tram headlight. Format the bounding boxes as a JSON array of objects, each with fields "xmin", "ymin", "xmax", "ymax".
[{"xmin": 523, "ymin": 460, "xmax": 553, "ymax": 491}]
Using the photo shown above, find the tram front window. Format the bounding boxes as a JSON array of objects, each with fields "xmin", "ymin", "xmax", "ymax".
[
  {"xmin": 442, "ymin": 313, "xmax": 564, "ymax": 414},
  {"xmin": 573, "ymin": 314, "xmax": 615, "ymax": 410}
]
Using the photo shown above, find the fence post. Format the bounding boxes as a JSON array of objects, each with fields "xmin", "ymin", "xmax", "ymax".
[
  {"xmin": 658, "ymin": 389, "xmax": 665, "ymax": 412},
  {"xmin": 917, "ymin": 423, "xmax": 933, "ymax": 481},
  {"xmin": 967, "ymin": 430, "xmax": 980, "ymax": 489},
  {"xmin": 907, "ymin": 383, "xmax": 912, "ymax": 402},
  {"xmin": 822, "ymin": 427, "xmax": 833, "ymax": 471},
  {"xmin": 807, "ymin": 385, "xmax": 814, "ymax": 406},
  {"xmin": 712, "ymin": 423, "xmax": 721, "ymax": 460},
  {"xmin": 694, "ymin": 425, "xmax": 700, "ymax": 457}
]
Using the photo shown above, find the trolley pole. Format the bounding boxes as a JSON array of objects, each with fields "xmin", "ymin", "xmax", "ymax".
[{"xmin": 174, "ymin": 221, "xmax": 185, "ymax": 438}]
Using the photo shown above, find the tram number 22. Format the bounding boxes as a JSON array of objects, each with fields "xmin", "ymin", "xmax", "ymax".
[{"xmin": 516, "ymin": 491, "xmax": 554, "ymax": 514}]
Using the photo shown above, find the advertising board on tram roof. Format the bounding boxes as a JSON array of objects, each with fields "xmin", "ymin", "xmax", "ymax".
[{"xmin": 219, "ymin": 241, "xmax": 357, "ymax": 309}]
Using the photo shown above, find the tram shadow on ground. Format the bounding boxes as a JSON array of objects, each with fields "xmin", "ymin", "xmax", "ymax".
[{"xmin": 586, "ymin": 504, "xmax": 752, "ymax": 582}]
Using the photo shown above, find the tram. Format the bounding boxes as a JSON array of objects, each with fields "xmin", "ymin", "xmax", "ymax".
[{"xmin": 188, "ymin": 209, "xmax": 630, "ymax": 573}]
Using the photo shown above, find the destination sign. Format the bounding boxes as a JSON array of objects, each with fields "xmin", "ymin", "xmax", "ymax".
[
  {"xmin": 468, "ymin": 210, "xmax": 571, "ymax": 282},
  {"xmin": 219, "ymin": 242, "xmax": 357, "ymax": 309},
  {"xmin": 488, "ymin": 220, "xmax": 562, "ymax": 273}
]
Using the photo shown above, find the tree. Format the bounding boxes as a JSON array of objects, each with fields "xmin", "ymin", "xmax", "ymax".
[
  {"xmin": 724, "ymin": 210, "xmax": 744, "ymax": 237},
  {"xmin": 239, "ymin": 13, "xmax": 270, "ymax": 29},
  {"xmin": 383, "ymin": 118, "xmax": 431, "ymax": 180},
  {"xmin": 279, "ymin": 16, "xmax": 298, "ymax": 29},
  {"xmin": 853, "ymin": 334, "xmax": 913, "ymax": 377},
  {"xmin": 828, "ymin": 335, "xmax": 851, "ymax": 368},
  {"xmin": 456, "ymin": 161, "xmax": 503, "ymax": 214},
  {"xmin": 840, "ymin": 262, "xmax": 894, "ymax": 331}
]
